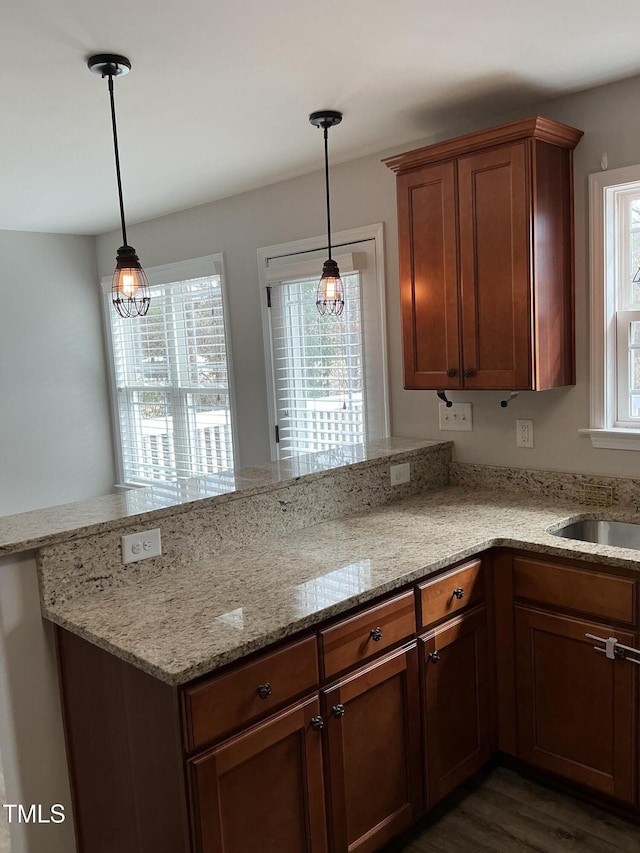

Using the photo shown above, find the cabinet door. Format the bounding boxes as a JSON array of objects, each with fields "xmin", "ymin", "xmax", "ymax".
[
  {"xmin": 515, "ymin": 606, "xmax": 637, "ymax": 804},
  {"xmin": 420, "ymin": 605, "xmax": 492, "ymax": 807},
  {"xmin": 189, "ymin": 695, "xmax": 328, "ymax": 853},
  {"xmin": 397, "ymin": 161, "xmax": 461, "ymax": 389},
  {"xmin": 458, "ymin": 142, "xmax": 532, "ymax": 389},
  {"xmin": 323, "ymin": 644, "xmax": 422, "ymax": 853}
]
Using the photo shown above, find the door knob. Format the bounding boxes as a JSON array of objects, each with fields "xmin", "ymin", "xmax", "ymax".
[{"xmin": 429, "ymin": 651, "xmax": 441, "ymax": 663}]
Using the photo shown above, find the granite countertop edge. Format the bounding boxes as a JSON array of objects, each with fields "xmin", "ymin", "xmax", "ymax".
[{"xmin": 41, "ymin": 488, "xmax": 640, "ymax": 687}]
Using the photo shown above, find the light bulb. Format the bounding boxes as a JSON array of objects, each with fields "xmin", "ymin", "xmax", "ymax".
[{"xmin": 117, "ymin": 268, "xmax": 140, "ymax": 299}]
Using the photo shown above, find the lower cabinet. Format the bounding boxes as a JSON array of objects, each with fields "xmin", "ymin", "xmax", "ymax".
[
  {"xmin": 514, "ymin": 606, "xmax": 638, "ymax": 804},
  {"xmin": 322, "ymin": 644, "xmax": 422, "ymax": 853},
  {"xmin": 189, "ymin": 695, "xmax": 328, "ymax": 853},
  {"xmin": 419, "ymin": 605, "xmax": 492, "ymax": 807},
  {"xmin": 56, "ymin": 550, "xmax": 640, "ymax": 853}
]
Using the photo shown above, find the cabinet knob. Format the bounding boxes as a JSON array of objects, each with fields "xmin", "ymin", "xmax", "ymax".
[
  {"xmin": 446, "ymin": 368, "xmax": 457, "ymax": 378},
  {"xmin": 370, "ymin": 626, "xmax": 383, "ymax": 642},
  {"xmin": 429, "ymin": 651, "xmax": 441, "ymax": 664},
  {"xmin": 256, "ymin": 682, "xmax": 272, "ymax": 700},
  {"xmin": 452, "ymin": 588, "xmax": 465, "ymax": 600},
  {"xmin": 332, "ymin": 703, "xmax": 346, "ymax": 718},
  {"xmin": 463, "ymin": 368, "xmax": 475, "ymax": 378},
  {"xmin": 310, "ymin": 715, "xmax": 324, "ymax": 731}
]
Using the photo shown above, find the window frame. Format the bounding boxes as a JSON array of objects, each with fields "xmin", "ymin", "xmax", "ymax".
[
  {"xmin": 257, "ymin": 224, "xmax": 390, "ymax": 460},
  {"xmin": 101, "ymin": 253, "xmax": 239, "ymax": 486},
  {"xmin": 583, "ymin": 167, "xmax": 640, "ymax": 450}
]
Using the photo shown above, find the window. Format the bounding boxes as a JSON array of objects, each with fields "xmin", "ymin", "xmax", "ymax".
[
  {"xmin": 585, "ymin": 168, "xmax": 640, "ymax": 449},
  {"xmin": 104, "ymin": 255, "xmax": 236, "ymax": 484},
  {"xmin": 258, "ymin": 225, "xmax": 389, "ymax": 459}
]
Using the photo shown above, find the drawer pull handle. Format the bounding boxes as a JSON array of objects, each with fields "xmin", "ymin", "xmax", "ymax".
[
  {"xmin": 310, "ymin": 715, "xmax": 324, "ymax": 732},
  {"xmin": 332, "ymin": 703, "xmax": 346, "ymax": 718},
  {"xmin": 446, "ymin": 368, "xmax": 457, "ymax": 377},
  {"xmin": 370, "ymin": 626, "xmax": 383, "ymax": 642},
  {"xmin": 429, "ymin": 651, "xmax": 441, "ymax": 664},
  {"xmin": 463, "ymin": 368, "xmax": 475, "ymax": 378},
  {"xmin": 257, "ymin": 682, "xmax": 272, "ymax": 700},
  {"xmin": 452, "ymin": 588, "xmax": 465, "ymax": 600}
]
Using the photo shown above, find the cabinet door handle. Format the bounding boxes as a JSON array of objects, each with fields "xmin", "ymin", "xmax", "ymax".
[
  {"xmin": 463, "ymin": 368, "xmax": 475, "ymax": 378},
  {"xmin": 256, "ymin": 682, "xmax": 272, "ymax": 700},
  {"xmin": 452, "ymin": 588, "xmax": 464, "ymax": 600},
  {"xmin": 446, "ymin": 368, "xmax": 457, "ymax": 377},
  {"xmin": 429, "ymin": 651, "xmax": 441, "ymax": 663},
  {"xmin": 332, "ymin": 703, "xmax": 346, "ymax": 718},
  {"xmin": 310, "ymin": 715, "xmax": 324, "ymax": 731},
  {"xmin": 585, "ymin": 633, "xmax": 636, "ymax": 662},
  {"xmin": 370, "ymin": 626, "xmax": 383, "ymax": 642}
]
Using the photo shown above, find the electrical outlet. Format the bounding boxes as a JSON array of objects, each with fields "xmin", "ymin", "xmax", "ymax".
[
  {"xmin": 438, "ymin": 402, "xmax": 473, "ymax": 431},
  {"xmin": 121, "ymin": 529, "xmax": 162, "ymax": 565},
  {"xmin": 390, "ymin": 462, "xmax": 410, "ymax": 486},
  {"xmin": 516, "ymin": 419, "xmax": 534, "ymax": 448}
]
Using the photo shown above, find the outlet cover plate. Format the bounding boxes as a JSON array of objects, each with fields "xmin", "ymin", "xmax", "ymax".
[
  {"xmin": 122, "ymin": 529, "xmax": 162, "ymax": 565},
  {"xmin": 390, "ymin": 462, "xmax": 411, "ymax": 486},
  {"xmin": 438, "ymin": 402, "xmax": 473, "ymax": 431},
  {"xmin": 516, "ymin": 419, "xmax": 534, "ymax": 448}
]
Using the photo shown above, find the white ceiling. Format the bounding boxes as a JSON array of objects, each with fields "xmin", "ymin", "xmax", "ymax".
[{"xmin": 3, "ymin": 0, "xmax": 640, "ymax": 236}]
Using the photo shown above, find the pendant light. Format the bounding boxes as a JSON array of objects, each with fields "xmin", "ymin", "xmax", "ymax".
[
  {"xmin": 88, "ymin": 54, "xmax": 150, "ymax": 318},
  {"xmin": 309, "ymin": 110, "xmax": 344, "ymax": 316}
]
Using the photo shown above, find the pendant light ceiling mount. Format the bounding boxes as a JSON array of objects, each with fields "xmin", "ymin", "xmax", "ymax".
[
  {"xmin": 309, "ymin": 110, "xmax": 343, "ymax": 130},
  {"xmin": 87, "ymin": 52, "xmax": 149, "ymax": 318},
  {"xmin": 87, "ymin": 54, "xmax": 131, "ymax": 78},
  {"xmin": 309, "ymin": 109, "xmax": 344, "ymax": 317}
]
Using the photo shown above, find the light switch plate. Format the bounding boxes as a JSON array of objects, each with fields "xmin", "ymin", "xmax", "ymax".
[{"xmin": 438, "ymin": 402, "xmax": 473, "ymax": 431}]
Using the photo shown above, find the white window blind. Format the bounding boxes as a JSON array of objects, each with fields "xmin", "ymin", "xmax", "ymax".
[
  {"xmin": 260, "ymin": 227, "xmax": 389, "ymax": 460},
  {"xmin": 269, "ymin": 273, "xmax": 365, "ymax": 457},
  {"xmin": 615, "ymin": 193, "xmax": 640, "ymax": 424},
  {"xmin": 107, "ymin": 262, "xmax": 235, "ymax": 484}
]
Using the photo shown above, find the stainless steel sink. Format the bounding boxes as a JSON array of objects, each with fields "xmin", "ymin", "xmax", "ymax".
[{"xmin": 551, "ymin": 519, "xmax": 640, "ymax": 550}]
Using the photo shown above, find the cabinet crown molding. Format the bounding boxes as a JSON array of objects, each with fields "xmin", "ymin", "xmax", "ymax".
[{"xmin": 382, "ymin": 116, "xmax": 584, "ymax": 174}]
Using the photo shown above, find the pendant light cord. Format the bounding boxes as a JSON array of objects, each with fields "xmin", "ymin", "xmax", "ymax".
[
  {"xmin": 324, "ymin": 126, "xmax": 332, "ymax": 261},
  {"xmin": 107, "ymin": 74, "xmax": 128, "ymax": 247}
]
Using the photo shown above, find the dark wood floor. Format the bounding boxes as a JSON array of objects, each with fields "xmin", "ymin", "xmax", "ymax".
[{"xmin": 383, "ymin": 767, "xmax": 640, "ymax": 852}]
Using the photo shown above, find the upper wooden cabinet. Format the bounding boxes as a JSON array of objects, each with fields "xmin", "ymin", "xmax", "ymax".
[{"xmin": 384, "ymin": 116, "xmax": 583, "ymax": 391}]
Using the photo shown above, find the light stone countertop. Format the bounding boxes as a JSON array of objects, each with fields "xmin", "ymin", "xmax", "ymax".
[
  {"xmin": 42, "ymin": 485, "xmax": 640, "ymax": 686},
  {"xmin": 0, "ymin": 437, "xmax": 443, "ymax": 556}
]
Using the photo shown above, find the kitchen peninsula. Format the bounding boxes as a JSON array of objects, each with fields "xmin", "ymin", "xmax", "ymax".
[{"xmin": 1, "ymin": 438, "xmax": 640, "ymax": 852}]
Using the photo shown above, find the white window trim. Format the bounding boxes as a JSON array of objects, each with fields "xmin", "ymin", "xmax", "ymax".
[
  {"xmin": 101, "ymin": 253, "xmax": 239, "ymax": 486},
  {"xmin": 257, "ymin": 223, "xmax": 390, "ymax": 460},
  {"xmin": 581, "ymin": 167, "xmax": 640, "ymax": 450}
]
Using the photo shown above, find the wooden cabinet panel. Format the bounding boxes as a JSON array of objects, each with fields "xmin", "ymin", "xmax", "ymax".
[
  {"xmin": 320, "ymin": 590, "xmax": 415, "ymax": 679},
  {"xmin": 189, "ymin": 695, "xmax": 328, "ymax": 853},
  {"xmin": 397, "ymin": 161, "xmax": 461, "ymax": 389},
  {"xmin": 512, "ymin": 555, "xmax": 636, "ymax": 625},
  {"xmin": 386, "ymin": 116, "xmax": 582, "ymax": 393},
  {"xmin": 323, "ymin": 644, "xmax": 422, "ymax": 853},
  {"xmin": 417, "ymin": 558, "xmax": 484, "ymax": 629},
  {"xmin": 458, "ymin": 143, "xmax": 532, "ymax": 389},
  {"xmin": 514, "ymin": 606, "xmax": 637, "ymax": 804},
  {"xmin": 184, "ymin": 635, "xmax": 318, "ymax": 750},
  {"xmin": 420, "ymin": 606, "xmax": 492, "ymax": 806}
]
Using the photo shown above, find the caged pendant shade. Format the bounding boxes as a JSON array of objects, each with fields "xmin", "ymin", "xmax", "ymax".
[
  {"xmin": 309, "ymin": 110, "xmax": 344, "ymax": 316},
  {"xmin": 88, "ymin": 53, "xmax": 150, "ymax": 318}
]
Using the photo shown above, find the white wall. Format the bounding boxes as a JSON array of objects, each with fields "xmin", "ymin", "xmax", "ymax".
[
  {"xmin": 0, "ymin": 231, "xmax": 115, "ymax": 516},
  {"xmin": 96, "ymin": 73, "xmax": 640, "ymax": 477}
]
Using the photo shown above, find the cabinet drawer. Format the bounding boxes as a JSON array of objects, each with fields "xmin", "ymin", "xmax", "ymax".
[
  {"xmin": 183, "ymin": 635, "xmax": 318, "ymax": 751},
  {"xmin": 320, "ymin": 591, "xmax": 415, "ymax": 679},
  {"xmin": 512, "ymin": 556, "xmax": 636, "ymax": 625},
  {"xmin": 417, "ymin": 558, "xmax": 484, "ymax": 630}
]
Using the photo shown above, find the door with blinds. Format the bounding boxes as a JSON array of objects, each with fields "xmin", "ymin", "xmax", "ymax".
[{"xmin": 262, "ymin": 234, "xmax": 388, "ymax": 460}]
